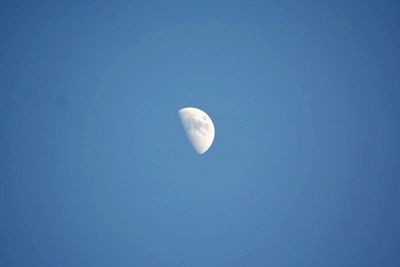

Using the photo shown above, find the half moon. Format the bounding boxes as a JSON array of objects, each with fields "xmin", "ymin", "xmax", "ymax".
[{"xmin": 178, "ymin": 107, "xmax": 215, "ymax": 154}]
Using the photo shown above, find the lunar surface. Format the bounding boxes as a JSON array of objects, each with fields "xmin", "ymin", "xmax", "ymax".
[{"xmin": 178, "ymin": 107, "xmax": 215, "ymax": 154}]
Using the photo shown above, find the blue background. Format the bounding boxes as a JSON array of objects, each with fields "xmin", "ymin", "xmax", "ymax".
[{"xmin": 1, "ymin": 1, "xmax": 400, "ymax": 266}]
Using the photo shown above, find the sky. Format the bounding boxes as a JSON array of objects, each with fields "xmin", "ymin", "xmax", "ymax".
[{"xmin": 1, "ymin": 1, "xmax": 400, "ymax": 266}]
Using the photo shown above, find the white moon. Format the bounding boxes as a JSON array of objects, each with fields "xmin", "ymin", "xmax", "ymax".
[{"xmin": 178, "ymin": 107, "xmax": 215, "ymax": 154}]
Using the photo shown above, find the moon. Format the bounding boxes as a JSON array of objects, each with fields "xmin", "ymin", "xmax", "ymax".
[{"xmin": 178, "ymin": 107, "xmax": 215, "ymax": 154}]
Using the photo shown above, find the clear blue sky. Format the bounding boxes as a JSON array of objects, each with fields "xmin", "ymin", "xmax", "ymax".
[{"xmin": 1, "ymin": 1, "xmax": 400, "ymax": 266}]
